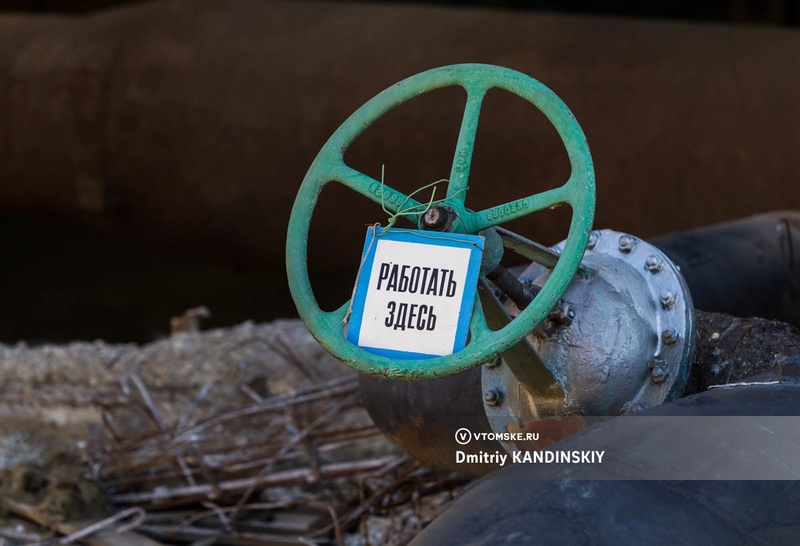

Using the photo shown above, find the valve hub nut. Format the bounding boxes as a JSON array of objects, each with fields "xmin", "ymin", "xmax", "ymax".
[{"xmin": 421, "ymin": 206, "xmax": 451, "ymax": 231}]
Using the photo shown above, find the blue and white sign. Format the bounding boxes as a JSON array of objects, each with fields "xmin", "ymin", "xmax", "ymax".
[{"xmin": 347, "ymin": 227, "xmax": 484, "ymax": 359}]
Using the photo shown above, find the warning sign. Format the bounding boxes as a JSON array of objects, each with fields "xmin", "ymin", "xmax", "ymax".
[{"xmin": 347, "ymin": 227, "xmax": 484, "ymax": 359}]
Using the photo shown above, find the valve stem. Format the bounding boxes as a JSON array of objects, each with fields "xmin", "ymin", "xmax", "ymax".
[{"xmin": 486, "ymin": 265, "xmax": 539, "ymax": 309}]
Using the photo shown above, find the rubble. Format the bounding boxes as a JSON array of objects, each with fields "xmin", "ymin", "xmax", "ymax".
[{"xmin": 0, "ymin": 319, "xmax": 470, "ymax": 545}]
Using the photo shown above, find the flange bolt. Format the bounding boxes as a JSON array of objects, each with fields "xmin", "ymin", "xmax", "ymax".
[
  {"xmin": 648, "ymin": 357, "xmax": 670, "ymax": 385},
  {"xmin": 587, "ymin": 232, "xmax": 600, "ymax": 250},
  {"xmin": 620, "ymin": 401, "xmax": 647, "ymax": 415},
  {"xmin": 660, "ymin": 290, "xmax": 677, "ymax": 309},
  {"xmin": 548, "ymin": 301, "xmax": 574, "ymax": 326},
  {"xmin": 645, "ymin": 255, "xmax": 663, "ymax": 273},
  {"xmin": 650, "ymin": 365, "xmax": 670, "ymax": 385},
  {"xmin": 618, "ymin": 235, "xmax": 636, "ymax": 253},
  {"xmin": 485, "ymin": 355, "xmax": 503, "ymax": 369},
  {"xmin": 484, "ymin": 389, "xmax": 504, "ymax": 407},
  {"xmin": 661, "ymin": 328, "xmax": 679, "ymax": 345}
]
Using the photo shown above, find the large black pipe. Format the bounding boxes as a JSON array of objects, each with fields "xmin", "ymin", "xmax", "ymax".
[
  {"xmin": 652, "ymin": 211, "xmax": 800, "ymax": 326},
  {"xmin": 411, "ymin": 380, "xmax": 800, "ymax": 545},
  {"xmin": 359, "ymin": 212, "xmax": 800, "ymax": 473}
]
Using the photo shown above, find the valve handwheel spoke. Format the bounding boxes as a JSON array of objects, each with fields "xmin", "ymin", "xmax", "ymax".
[
  {"xmin": 466, "ymin": 181, "xmax": 576, "ymax": 233},
  {"xmin": 286, "ymin": 64, "xmax": 595, "ymax": 380},
  {"xmin": 446, "ymin": 84, "xmax": 488, "ymax": 204},
  {"xmin": 332, "ymin": 164, "xmax": 423, "ymax": 216}
]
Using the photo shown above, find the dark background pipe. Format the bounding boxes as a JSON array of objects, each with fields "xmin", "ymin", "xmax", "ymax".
[
  {"xmin": 1, "ymin": 1, "xmax": 800, "ymax": 342},
  {"xmin": 653, "ymin": 211, "xmax": 800, "ymax": 327}
]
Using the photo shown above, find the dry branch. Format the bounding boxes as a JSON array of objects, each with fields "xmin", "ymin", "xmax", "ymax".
[{"xmin": 0, "ymin": 319, "xmax": 467, "ymax": 545}]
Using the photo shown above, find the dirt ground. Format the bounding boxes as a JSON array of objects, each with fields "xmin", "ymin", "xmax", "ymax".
[{"xmin": 689, "ymin": 311, "xmax": 800, "ymax": 392}]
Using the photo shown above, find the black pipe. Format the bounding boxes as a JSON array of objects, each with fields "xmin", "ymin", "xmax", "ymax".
[
  {"xmin": 485, "ymin": 264, "xmax": 537, "ymax": 309},
  {"xmin": 410, "ymin": 380, "xmax": 800, "ymax": 545},
  {"xmin": 652, "ymin": 211, "xmax": 800, "ymax": 327}
]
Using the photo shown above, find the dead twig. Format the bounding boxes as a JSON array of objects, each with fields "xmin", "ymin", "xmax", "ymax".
[{"xmin": 110, "ymin": 457, "xmax": 400, "ymax": 506}]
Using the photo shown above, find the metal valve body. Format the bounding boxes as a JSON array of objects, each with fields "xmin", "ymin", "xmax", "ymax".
[{"xmin": 483, "ymin": 230, "xmax": 695, "ymax": 449}]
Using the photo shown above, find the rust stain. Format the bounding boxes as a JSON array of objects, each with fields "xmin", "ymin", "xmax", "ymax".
[{"xmin": 507, "ymin": 413, "xmax": 587, "ymax": 451}]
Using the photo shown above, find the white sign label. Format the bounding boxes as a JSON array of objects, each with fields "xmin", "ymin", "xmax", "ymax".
[{"xmin": 347, "ymin": 228, "xmax": 484, "ymax": 359}]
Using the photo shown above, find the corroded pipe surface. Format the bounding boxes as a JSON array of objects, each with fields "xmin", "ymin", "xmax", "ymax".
[{"xmin": 357, "ymin": 371, "xmax": 497, "ymax": 477}]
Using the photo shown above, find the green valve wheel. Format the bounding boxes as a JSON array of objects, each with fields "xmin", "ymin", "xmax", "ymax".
[{"xmin": 286, "ymin": 64, "xmax": 595, "ymax": 380}]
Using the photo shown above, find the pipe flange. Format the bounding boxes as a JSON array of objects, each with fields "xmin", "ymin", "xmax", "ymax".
[{"xmin": 482, "ymin": 230, "xmax": 695, "ymax": 451}]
